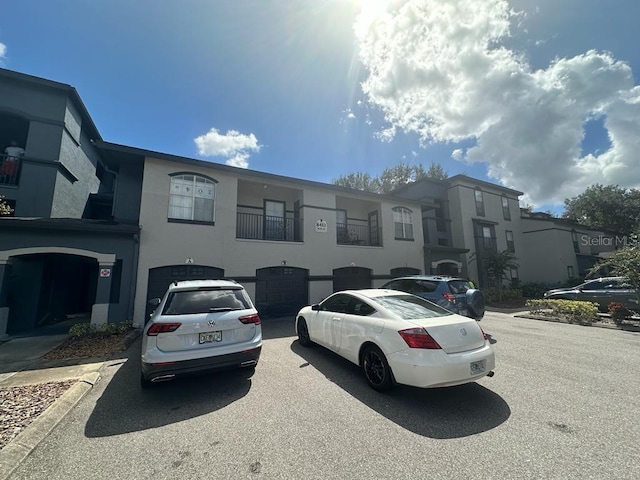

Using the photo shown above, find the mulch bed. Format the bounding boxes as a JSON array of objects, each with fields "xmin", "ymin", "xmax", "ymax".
[
  {"xmin": 0, "ymin": 381, "xmax": 75, "ymax": 450},
  {"xmin": 43, "ymin": 332, "xmax": 132, "ymax": 360}
]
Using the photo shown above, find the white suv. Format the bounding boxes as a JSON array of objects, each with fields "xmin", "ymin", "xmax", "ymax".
[{"xmin": 141, "ymin": 279, "xmax": 262, "ymax": 388}]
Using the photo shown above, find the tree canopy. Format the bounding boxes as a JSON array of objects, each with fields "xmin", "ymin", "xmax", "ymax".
[
  {"xmin": 332, "ymin": 162, "xmax": 448, "ymax": 194},
  {"xmin": 563, "ymin": 184, "xmax": 640, "ymax": 235}
]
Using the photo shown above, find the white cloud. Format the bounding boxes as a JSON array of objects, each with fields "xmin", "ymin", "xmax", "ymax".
[
  {"xmin": 354, "ymin": 0, "xmax": 640, "ymax": 205},
  {"xmin": 0, "ymin": 43, "xmax": 6, "ymax": 63},
  {"xmin": 194, "ymin": 128, "xmax": 261, "ymax": 169}
]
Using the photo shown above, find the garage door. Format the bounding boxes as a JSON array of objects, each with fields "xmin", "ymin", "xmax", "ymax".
[
  {"xmin": 146, "ymin": 265, "xmax": 225, "ymax": 319},
  {"xmin": 255, "ymin": 266, "xmax": 309, "ymax": 318},
  {"xmin": 333, "ymin": 266, "xmax": 372, "ymax": 292}
]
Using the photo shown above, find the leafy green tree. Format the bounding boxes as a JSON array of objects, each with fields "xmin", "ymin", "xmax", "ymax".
[
  {"xmin": 563, "ymin": 184, "xmax": 640, "ymax": 235},
  {"xmin": 332, "ymin": 172, "xmax": 380, "ymax": 192},
  {"xmin": 332, "ymin": 162, "xmax": 448, "ymax": 194},
  {"xmin": 478, "ymin": 249, "xmax": 519, "ymax": 302},
  {"xmin": 426, "ymin": 161, "xmax": 448, "ymax": 180}
]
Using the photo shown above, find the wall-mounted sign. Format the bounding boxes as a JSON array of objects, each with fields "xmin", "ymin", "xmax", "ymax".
[
  {"xmin": 100, "ymin": 268, "xmax": 111, "ymax": 278},
  {"xmin": 315, "ymin": 219, "xmax": 328, "ymax": 233}
]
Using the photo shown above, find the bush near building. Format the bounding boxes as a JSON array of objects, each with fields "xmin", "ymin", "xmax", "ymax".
[{"xmin": 525, "ymin": 299, "xmax": 599, "ymax": 326}]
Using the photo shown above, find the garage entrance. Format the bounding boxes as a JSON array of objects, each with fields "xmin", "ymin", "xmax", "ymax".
[
  {"xmin": 255, "ymin": 266, "xmax": 309, "ymax": 318},
  {"xmin": 146, "ymin": 265, "xmax": 225, "ymax": 319},
  {"xmin": 332, "ymin": 266, "xmax": 372, "ymax": 292}
]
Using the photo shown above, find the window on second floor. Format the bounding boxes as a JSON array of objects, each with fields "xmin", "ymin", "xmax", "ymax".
[
  {"xmin": 393, "ymin": 206, "xmax": 414, "ymax": 240},
  {"xmin": 168, "ymin": 173, "xmax": 217, "ymax": 223},
  {"xmin": 502, "ymin": 195, "xmax": 511, "ymax": 220},
  {"xmin": 481, "ymin": 225, "xmax": 493, "ymax": 250},
  {"xmin": 475, "ymin": 188, "xmax": 485, "ymax": 216},
  {"xmin": 506, "ymin": 230, "xmax": 515, "ymax": 252}
]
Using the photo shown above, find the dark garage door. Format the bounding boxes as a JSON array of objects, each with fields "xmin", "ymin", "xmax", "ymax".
[
  {"xmin": 146, "ymin": 265, "xmax": 224, "ymax": 319},
  {"xmin": 255, "ymin": 266, "xmax": 309, "ymax": 318},
  {"xmin": 333, "ymin": 267, "xmax": 372, "ymax": 292}
]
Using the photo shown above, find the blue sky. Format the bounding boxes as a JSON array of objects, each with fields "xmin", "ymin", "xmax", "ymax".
[{"xmin": 2, "ymin": 0, "xmax": 640, "ymax": 212}]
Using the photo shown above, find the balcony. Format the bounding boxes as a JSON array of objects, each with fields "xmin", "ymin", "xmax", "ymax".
[
  {"xmin": 0, "ymin": 153, "xmax": 21, "ymax": 186},
  {"xmin": 337, "ymin": 223, "xmax": 382, "ymax": 246},
  {"xmin": 236, "ymin": 212, "xmax": 302, "ymax": 242}
]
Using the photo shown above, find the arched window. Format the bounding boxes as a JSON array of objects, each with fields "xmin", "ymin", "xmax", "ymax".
[
  {"xmin": 392, "ymin": 207, "xmax": 414, "ymax": 240},
  {"xmin": 168, "ymin": 173, "xmax": 217, "ymax": 223}
]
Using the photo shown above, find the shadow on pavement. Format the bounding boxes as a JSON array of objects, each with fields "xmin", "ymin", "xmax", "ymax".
[
  {"xmin": 84, "ymin": 339, "xmax": 253, "ymax": 438},
  {"xmin": 290, "ymin": 340, "xmax": 510, "ymax": 439},
  {"xmin": 260, "ymin": 316, "xmax": 295, "ymax": 340}
]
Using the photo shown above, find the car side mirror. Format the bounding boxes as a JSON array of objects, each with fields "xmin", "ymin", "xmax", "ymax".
[
  {"xmin": 148, "ymin": 298, "xmax": 161, "ymax": 308},
  {"xmin": 311, "ymin": 304, "xmax": 320, "ymax": 311}
]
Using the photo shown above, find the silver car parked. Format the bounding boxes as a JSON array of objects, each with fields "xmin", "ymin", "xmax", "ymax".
[
  {"xmin": 543, "ymin": 277, "xmax": 638, "ymax": 312},
  {"xmin": 141, "ymin": 279, "xmax": 262, "ymax": 388}
]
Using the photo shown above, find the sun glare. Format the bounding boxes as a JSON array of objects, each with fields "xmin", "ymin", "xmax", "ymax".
[{"xmin": 352, "ymin": 0, "xmax": 390, "ymax": 35}]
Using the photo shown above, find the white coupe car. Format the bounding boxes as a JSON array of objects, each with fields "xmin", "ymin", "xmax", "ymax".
[{"xmin": 295, "ymin": 289, "xmax": 495, "ymax": 391}]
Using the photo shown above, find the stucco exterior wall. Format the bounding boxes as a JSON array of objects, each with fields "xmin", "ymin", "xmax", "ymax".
[{"xmin": 133, "ymin": 157, "xmax": 425, "ymax": 325}]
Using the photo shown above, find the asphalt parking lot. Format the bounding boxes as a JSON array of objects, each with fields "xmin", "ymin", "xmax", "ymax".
[{"xmin": 7, "ymin": 311, "xmax": 640, "ymax": 480}]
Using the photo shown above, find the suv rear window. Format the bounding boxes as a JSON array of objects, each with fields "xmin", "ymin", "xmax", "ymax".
[
  {"xmin": 163, "ymin": 288, "xmax": 251, "ymax": 315},
  {"xmin": 447, "ymin": 280, "xmax": 472, "ymax": 294}
]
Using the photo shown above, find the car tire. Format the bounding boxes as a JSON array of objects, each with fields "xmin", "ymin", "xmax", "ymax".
[
  {"xmin": 140, "ymin": 373, "xmax": 154, "ymax": 389},
  {"xmin": 297, "ymin": 318, "xmax": 313, "ymax": 347},
  {"xmin": 466, "ymin": 289, "xmax": 486, "ymax": 320},
  {"xmin": 362, "ymin": 345, "xmax": 393, "ymax": 391}
]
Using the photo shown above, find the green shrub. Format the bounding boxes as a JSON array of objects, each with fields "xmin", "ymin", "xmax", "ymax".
[
  {"xmin": 69, "ymin": 323, "xmax": 94, "ymax": 337},
  {"xmin": 525, "ymin": 299, "xmax": 599, "ymax": 326}
]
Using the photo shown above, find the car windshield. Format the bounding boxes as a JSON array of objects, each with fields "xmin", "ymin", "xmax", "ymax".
[
  {"xmin": 375, "ymin": 294, "xmax": 452, "ymax": 320},
  {"xmin": 162, "ymin": 288, "xmax": 250, "ymax": 315}
]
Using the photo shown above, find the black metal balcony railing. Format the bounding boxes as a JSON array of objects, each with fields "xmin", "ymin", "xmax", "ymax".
[
  {"xmin": 0, "ymin": 154, "xmax": 21, "ymax": 186},
  {"xmin": 236, "ymin": 212, "xmax": 302, "ymax": 242},
  {"xmin": 337, "ymin": 223, "xmax": 382, "ymax": 247}
]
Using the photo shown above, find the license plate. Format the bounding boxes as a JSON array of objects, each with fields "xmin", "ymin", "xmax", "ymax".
[
  {"xmin": 199, "ymin": 331, "xmax": 222, "ymax": 344},
  {"xmin": 470, "ymin": 360, "xmax": 485, "ymax": 375}
]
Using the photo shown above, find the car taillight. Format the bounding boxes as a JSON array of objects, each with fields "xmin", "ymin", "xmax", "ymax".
[
  {"xmin": 238, "ymin": 313, "xmax": 261, "ymax": 325},
  {"xmin": 480, "ymin": 326, "xmax": 490, "ymax": 340},
  {"xmin": 398, "ymin": 328, "xmax": 442, "ymax": 349},
  {"xmin": 442, "ymin": 292, "xmax": 456, "ymax": 303},
  {"xmin": 146, "ymin": 322, "xmax": 182, "ymax": 336}
]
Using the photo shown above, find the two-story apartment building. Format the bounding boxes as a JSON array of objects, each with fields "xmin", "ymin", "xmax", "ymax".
[
  {"xmin": 94, "ymin": 142, "xmax": 426, "ymax": 326},
  {"xmin": 0, "ymin": 69, "xmax": 141, "ymax": 338}
]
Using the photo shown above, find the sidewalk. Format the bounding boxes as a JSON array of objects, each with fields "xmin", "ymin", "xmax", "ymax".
[{"xmin": 0, "ymin": 334, "xmax": 107, "ymax": 480}]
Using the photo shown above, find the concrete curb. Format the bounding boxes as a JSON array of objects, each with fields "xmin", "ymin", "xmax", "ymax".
[{"xmin": 0, "ymin": 372, "xmax": 100, "ymax": 480}]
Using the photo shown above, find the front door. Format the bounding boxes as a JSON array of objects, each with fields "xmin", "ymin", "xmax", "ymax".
[
  {"xmin": 264, "ymin": 200, "xmax": 285, "ymax": 240},
  {"xmin": 368, "ymin": 211, "xmax": 379, "ymax": 246}
]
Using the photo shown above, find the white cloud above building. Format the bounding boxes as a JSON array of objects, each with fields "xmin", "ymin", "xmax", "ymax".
[
  {"xmin": 194, "ymin": 128, "xmax": 261, "ymax": 169},
  {"xmin": 354, "ymin": 0, "xmax": 640, "ymax": 205}
]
